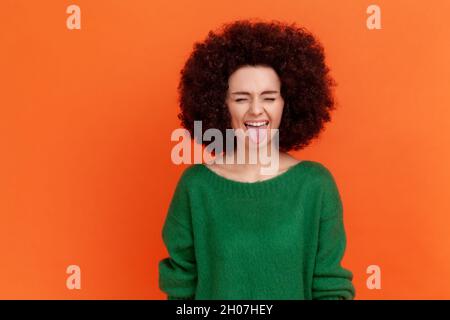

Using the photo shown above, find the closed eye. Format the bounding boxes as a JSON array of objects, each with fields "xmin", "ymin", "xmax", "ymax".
[{"xmin": 235, "ymin": 98, "xmax": 275, "ymax": 102}]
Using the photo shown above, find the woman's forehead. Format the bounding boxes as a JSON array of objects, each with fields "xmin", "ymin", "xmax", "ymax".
[{"xmin": 228, "ymin": 66, "xmax": 281, "ymax": 91}]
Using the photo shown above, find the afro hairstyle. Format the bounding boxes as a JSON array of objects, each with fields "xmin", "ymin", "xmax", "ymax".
[{"xmin": 177, "ymin": 19, "xmax": 338, "ymax": 153}]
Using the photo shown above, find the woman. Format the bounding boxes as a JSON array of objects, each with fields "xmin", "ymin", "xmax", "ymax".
[{"xmin": 159, "ymin": 19, "xmax": 355, "ymax": 300}]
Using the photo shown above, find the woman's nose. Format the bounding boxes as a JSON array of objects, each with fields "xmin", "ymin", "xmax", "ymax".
[{"xmin": 248, "ymin": 101, "xmax": 264, "ymax": 116}]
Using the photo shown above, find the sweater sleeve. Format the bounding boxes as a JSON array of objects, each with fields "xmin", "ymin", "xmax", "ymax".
[
  {"xmin": 158, "ymin": 173, "xmax": 197, "ymax": 300},
  {"xmin": 311, "ymin": 167, "xmax": 356, "ymax": 300}
]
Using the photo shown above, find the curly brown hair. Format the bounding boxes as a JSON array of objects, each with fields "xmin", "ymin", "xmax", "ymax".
[{"xmin": 177, "ymin": 19, "xmax": 337, "ymax": 153}]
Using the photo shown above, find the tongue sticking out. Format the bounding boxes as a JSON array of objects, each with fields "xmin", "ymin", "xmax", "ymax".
[{"xmin": 247, "ymin": 126, "xmax": 268, "ymax": 144}]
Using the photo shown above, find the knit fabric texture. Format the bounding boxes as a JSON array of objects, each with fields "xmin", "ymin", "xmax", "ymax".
[{"xmin": 158, "ymin": 160, "xmax": 355, "ymax": 300}]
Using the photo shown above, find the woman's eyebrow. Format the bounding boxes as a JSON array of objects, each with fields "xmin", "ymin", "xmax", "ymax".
[{"xmin": 230, "ymin": 90, "xmax": 279, "ymax": 95}]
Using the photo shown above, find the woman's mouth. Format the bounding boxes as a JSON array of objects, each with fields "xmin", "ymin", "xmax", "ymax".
[
  {"xmin": 244, "ymin": 120, "xmax": 269, "ymax": 144},
  {"xmin": 244, "ymin": 120, "xmax": 269, "ymax": 128}
]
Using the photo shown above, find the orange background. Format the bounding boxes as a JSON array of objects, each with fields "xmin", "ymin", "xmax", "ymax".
[{"xmin": 1, "ymin": 0, "xmax": 449, "ymax": 299}]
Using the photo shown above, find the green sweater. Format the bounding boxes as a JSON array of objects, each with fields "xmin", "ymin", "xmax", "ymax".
[{"xmin": 158, "ymin": 160, "xmax": 355, "ymax": 300}]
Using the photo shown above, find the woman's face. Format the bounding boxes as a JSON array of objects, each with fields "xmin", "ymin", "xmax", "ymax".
[{"xmin": 226, "ymin": 65, "xmax": 284, "ymax": 148}]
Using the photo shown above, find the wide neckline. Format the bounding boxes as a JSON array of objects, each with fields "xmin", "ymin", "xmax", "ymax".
[
  {"xmin": 198, "ymin": 160, "xmax": 310, "ymax": 198},
  {"xmin": 201, "ymin": 160, "xmax": 306, "ymax": 184}
]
